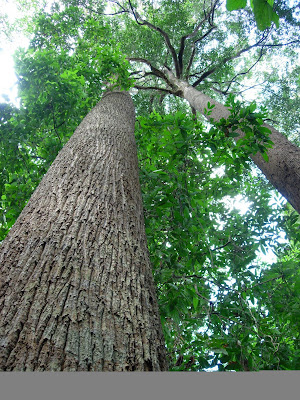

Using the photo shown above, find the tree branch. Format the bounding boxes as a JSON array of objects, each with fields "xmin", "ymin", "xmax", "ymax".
[
  {"xmin": 211, "ymin": 47, "xmax": 265, "ymax": 94},
  {"xmin": 194, "ymin": 25, "xmax": 217, "ymax": 47},
  {"xmin": 257, "ymin": 39, "xmax": 300, "ymax": 48},
  {"xmin": 211, "ymin": 79, "xmax": 267, "ymax": 97},
  {"xmin": 79, "ymin": 0, "xmax": 130, "ymax": 16},
  {"xmin": 133, "ymin": 85, "xmax": 174, "ymax": 95},
  {"xmin": 128, "ymin": 58, "xmax": 185, "ymax": 95},
  {"xmin": 191, "ymin": 33, "xmax": 268, "ymax": 87},
  {"xmin": 179, "ymin": 24, "xmax": 216, "ymax": 78},
  {"xmin": 204, "ymin": 0, "xmax": 221, "ymax": 26},
  {"xmin": 185, "ymin": 26, "xmax": 217, "ymax": 79},
  {"xmin": 250, "ymin": 275, "xmax": 283, "ymax": 290},
  {"xmin": 127, "ymin": 57, "xmax": 169, "ymax": 83},
  {"xmin": 185, "ymin": 44, "xmax": 197, "ymax": 80},
  {"xmin": 128, "ymin": 0, "xmax": 180, "ymax": 77},
  {"xmin": 192, "ymin": 67, "xmax": 217, "ymax": 87},
  {"xmin": 194, "ymin": 284, "xmax": 211, "ymax": 302},
  {"xmin": 211, "ymin": 239, "xmax": 232, "ymax": 252},
  {"xmin": 178, "ymin": 17, "xmax": 207, "ymax": 76}
]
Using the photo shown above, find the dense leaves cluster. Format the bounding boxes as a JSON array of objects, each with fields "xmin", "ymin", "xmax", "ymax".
[
  {"xmin": 211, "ymin": 95, "xmax": 274, "ymax": 162},
  {"xmin": 136, "ymin": 110, "xmax": 299, "ymax": 370}
]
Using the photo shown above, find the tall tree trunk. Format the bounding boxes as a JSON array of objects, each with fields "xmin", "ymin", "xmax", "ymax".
[
  {"xmin": 165, "ymin": 69, "xmax": 300, "ymax": 214},
  {"xmin": 0, "ymin": 91, "xmax": 167, "ymax": 371}
]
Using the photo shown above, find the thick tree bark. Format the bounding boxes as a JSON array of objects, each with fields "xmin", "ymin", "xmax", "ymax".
[
  {"xmin": 0, "ymin": 91, "xmax": 167, "ymax": 371},
  {"xmin": 165, "ymin": 70, "xmax": 300, "ymax": 214}
]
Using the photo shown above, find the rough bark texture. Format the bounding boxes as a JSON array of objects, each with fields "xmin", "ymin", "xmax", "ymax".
[
  {"xmin": 165, "ymin": 70, "xmax": 300, "ymax": 214},
  {"xmin": 0, "ymin": 91, "xmax": 168, "ymax": 371}
]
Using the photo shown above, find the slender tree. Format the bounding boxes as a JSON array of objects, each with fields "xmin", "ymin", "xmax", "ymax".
[{"xmin": 0, "ymin": 91, "xmax": 167, "ymax": 371}]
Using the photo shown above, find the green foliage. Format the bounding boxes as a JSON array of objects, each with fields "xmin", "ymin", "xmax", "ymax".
[
  {"xmin": 215, "ymin": 95, "xmax": 274, "ymax": 162},
  {"xmin": 1, "ymin": 0, "xmax": 299, "ymax": 371},
  {"xmin": 261, "ymin": 65, "xmax": 300, "ymax": 145},
  {"xmin": 226, "ymin": 0, "xmax": 279, "ymax": 30},
  {"xmin": 251, "ymin": 0, "xmax": 279, "ymax": 30},
  {"xmin": 0, "ymin": 102, "xmax": 46, "ymax": 238},
  {"xmin": 227, "ymin": 0, "xmax": 247, "ymax": 11},
  {"xmin": 1, "ymin": 3, "xmax": 134, "ymax": 240},
  {"xmin": 136, "ymin": 110, "xmax": 293, "ymax": 371}
]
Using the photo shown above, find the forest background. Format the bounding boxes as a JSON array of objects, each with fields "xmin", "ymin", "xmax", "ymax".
[{"xmin": 0, "ymin": 0, "xmax": 300, "ymax": 371}]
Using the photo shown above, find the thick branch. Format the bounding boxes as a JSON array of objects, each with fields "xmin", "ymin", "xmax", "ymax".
[
  {"xmin": 194, "ymin": 25, "xmax": 217, "ymax": 47},
  {"xmin": 127, "ymin": 58, "xmax": 184, "ymax": 96},
  {"xmin": 185, "ymin": 44, "xmax": 197, "ymax": 80},
  {"xmin": 192, "ymin": 67, "xmax": 217, "ymax": 87},
  {"xmin": 178, "ymin": 18, "xmax": 207, "ymax": 76},
  {"xmin": 204, "ymin": 0, "xmax": 221, "ymax": 26}
]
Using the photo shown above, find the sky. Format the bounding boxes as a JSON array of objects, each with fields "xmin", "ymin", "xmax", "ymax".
[
  {"xmin": 0, "ymin": 0, "xmax": 30, "ymax": 103},
  {"xmin": 0, "ymin": 48, "xmax": 19, "ymax": 103}
]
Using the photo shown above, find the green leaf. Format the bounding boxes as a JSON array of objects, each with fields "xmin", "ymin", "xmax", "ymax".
[
  {"xmin": 226, "ymin": 0, "xmax": 247, "ymax": 11},
  {"xmin": 184, "ymin": 207, "xmax": 190, "ymax": 219},
  {"xmin": 207, "ymin": 102, "xmax": 216, "ymax": 110},
  {"xmin": 193, "ymin": 296, "xmax": 199, "ymax": 311},
  {"xmin": 210, "ymin": 348, "xmax": 229, "ymax": 355},
  {"xmin": 251, "ymin": 0, "xmax": 279, "ymax": 31},
  {"xmin": 261, "ymin": 152, "xmax": 269, "ymax": 162},
  {"xmin": 271, "ymin": 11, "xmax": 280, "ymax": 28}
]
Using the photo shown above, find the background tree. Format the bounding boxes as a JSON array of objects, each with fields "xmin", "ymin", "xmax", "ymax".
[{"xmin": 1, "ymin": 0, "xmax": 299, "ymax": 371}]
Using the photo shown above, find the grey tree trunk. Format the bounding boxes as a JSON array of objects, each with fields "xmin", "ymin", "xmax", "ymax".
[
  {"xmin": 0, "ymin": 91, "xmax": 167, "ymax": 371},
  {"xmin": 165, "ymin": 69, "xmax": 300, "ymax": 214}
]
